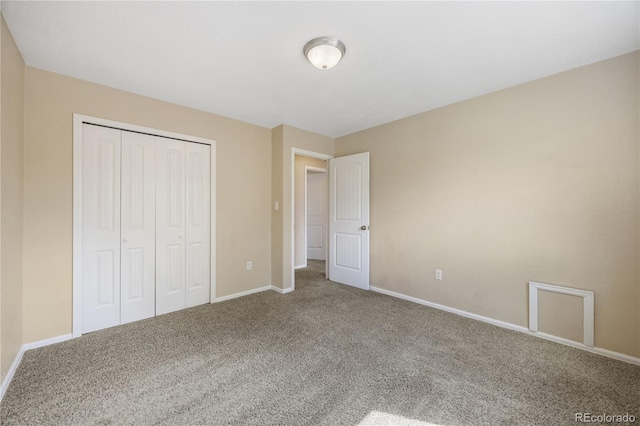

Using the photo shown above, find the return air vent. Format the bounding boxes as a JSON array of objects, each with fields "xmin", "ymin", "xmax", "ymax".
[{"xmin": 528, "ymin": 281, "xmax": 594, "ymax": 347}]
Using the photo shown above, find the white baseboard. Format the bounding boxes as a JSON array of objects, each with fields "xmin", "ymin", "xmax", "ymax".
[
  {"xmin": 531, "ymin": 332, "xmax": 640, "ymax": 366},
  {"xmin": 213, "ymin": 286, "xmax": 272, "ymax": 303},
  {"xmin": 370, "ymin": 286, "xmax": 640, "ymax": 366},
  {"xmin": 0, "ymin": 333, "xmax": 73, "ymax": 402},
  {"xmin": 0, "ymin": 346, "xmax": 25, "ymax": 402},
  {"xmin": 214, "ymin": 285, "xmax": 295, "ymax": 301},
  {"xmin": 294, "ymin": 264, "xmax": 307, "ymax": 270},
  {"xmin": 271, "ymin": 286, "xmax": 294, "ymax": 295},
  {"xmin": 22, "ymin": 333, "xmax": 73, "ymax": 351},
  {"xmin": 370, "ymin": 286, "xmax": 529, "ymax": 333}
]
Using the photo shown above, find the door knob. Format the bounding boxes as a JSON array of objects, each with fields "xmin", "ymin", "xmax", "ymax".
[{"xmin": 360, "ymin": 225, "xmax": 370, "ymax": 231}]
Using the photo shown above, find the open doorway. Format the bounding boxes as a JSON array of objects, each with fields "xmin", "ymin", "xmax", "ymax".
[
  {"xmin": 305, "ymin": 167, "xmax": 327, "ymax": 263},
  {"xmin": 293, "ymin": 154, "xmax": 328, "ymax": 286},
  {"xmin": 289, "ymin": 149, "xmax": 370, "ymax": 291}
]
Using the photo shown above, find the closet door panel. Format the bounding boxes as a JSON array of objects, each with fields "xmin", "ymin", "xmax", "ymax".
[
  {"xmin": 186, "ymin": 144, "xmax": 211, "ymax": 307},
  {"xmin": 81, "ymin": 124, "xmax": 122, "ymax": 334},
  {"xmin": 121, "ymin": 132, "xmax": 156, "ymax": 324},
  {"xmin": 156, "ymin": 139, "xmax": 187, "ymax": 315}
]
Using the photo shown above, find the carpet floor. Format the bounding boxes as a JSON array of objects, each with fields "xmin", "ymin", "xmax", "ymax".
[{"xmin": 2, "ymin": 261, "xmax": 639, "ymax": 425}]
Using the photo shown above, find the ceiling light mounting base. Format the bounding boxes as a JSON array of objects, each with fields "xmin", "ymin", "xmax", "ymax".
[{"xmin": 303, "ymin": 36, "xmax": 346, "ymax": 70}]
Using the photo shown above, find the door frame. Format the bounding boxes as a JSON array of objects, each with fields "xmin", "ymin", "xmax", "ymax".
[
  {"xmin": 72, "ymin": 114, "xmax": 217, "ymax": 338},
  {"xmin": 290, "ymin": 148, "xmax": 333, "ymax": 290},
  {"xmin": 304, "ymin": 166, "xmax": 327, "ymax": 264}
]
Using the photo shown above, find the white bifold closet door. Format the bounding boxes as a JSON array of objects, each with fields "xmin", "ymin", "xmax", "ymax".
[
  {"xmin": 155, "ymin": 139, "xmax": 187, "ymax": 315},
  {"xmin": 82, "ymin": 123, "xmax": 210, "ymax": 334},
  {"xmin": 120, "ymin": 132, "xmax": 157, "ymax": 325},
  {"xmin": 82, "ymin": 125, "xmax": 122, "ymax": 333},
  {"xmin": 155, "ymin": 139, "xmax": 211, "ymax": 315},
  {"xmin": 185, "ymin": 143, "xmax": 211, "ymax": 308}
]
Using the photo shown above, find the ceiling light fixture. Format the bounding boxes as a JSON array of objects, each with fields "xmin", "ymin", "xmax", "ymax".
[{"xmin": 303, "ymin": 36, "xmax": 346, "ymax": 70}]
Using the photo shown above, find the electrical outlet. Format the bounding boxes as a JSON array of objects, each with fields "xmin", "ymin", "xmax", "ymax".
[
  {"xmin": 275, "ymin": 202, "xmax": 279, "ymax": 210},
  {"xmin": 246, "ymin": 261, "xmax": 252, "ymax": 271},
  {"xmin": 435, "ymin": 269, "xmax": 443, "ymax": 280}
]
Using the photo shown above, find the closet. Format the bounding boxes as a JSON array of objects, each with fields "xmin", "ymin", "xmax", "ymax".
[{"xmin": 81, "ymin": 123, "xmax": 211, "ymax": 334}]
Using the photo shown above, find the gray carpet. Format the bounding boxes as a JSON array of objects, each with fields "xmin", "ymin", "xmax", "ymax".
[{"xmin": 2, "ymin": 261, "xmax": 639, "ymax": 425}]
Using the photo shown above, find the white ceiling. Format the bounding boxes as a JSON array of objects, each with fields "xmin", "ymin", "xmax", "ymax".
[{"xmin": 2, "ymin": 1, "xmax": 639, "ymax": 138}]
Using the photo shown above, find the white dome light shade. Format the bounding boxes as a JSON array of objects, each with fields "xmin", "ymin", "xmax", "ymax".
[
  {"xmin": 307, "ymin": 45, "xmax": 342, "ymax": 70},
  {"xmin": 303, "ymin": 37, "xmax": 346, "ymax": 70}
]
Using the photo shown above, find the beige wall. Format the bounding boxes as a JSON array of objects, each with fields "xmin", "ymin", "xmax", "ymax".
[
  {"xmin": 336, "ymin": 52, "xmax": 640, "ymax": 357},
  {"xmin": 1, "ymin": 15, "xmax": 25, "ymax": 382},
  {"xmin": 23, "ymin": 67, "xmax": 272, "ymax": 343},
  {"xmin": 294, "ymin": 155, "xmax": 327, "ymax": 267},
  {"xmin": 271, "ymin": 125, "xmax": 334, "ymax": 290}
]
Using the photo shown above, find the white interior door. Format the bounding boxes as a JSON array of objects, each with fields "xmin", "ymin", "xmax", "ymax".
[
  {"xmin": 307, "ymin": 172, "xmax": 326, "ymax": 260},
  {"xmin": 156, "ymin": 138, "xmax": 187, "ymax": 315},
  {"xmin": 329, "ymin": 152, "xmax": 370, "ymax": 289},
  {"xmin": 120, "ymin": 132, "xmax": 156, "ymax": 324},
  {"xmin": 81, "ymin": 124, "xmax": 122, "ymax": 333},
  {"xmin": 185, "ymin": 143, "xmax": 211, "ymax": 307}
]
